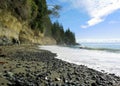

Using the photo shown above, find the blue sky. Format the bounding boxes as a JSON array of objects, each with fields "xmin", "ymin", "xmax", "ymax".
[{"xmin": 47, "ymin": 0, "xmax": 120, "ymax": 42}]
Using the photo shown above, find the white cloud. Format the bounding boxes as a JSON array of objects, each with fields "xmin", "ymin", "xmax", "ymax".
[
  {"xmin": 59, "ymin": 0, "xmax": 120, "ymax": 28},
  {"xmin": 84, "ymin": 17, "xmax": 104, "ymax": 28}
]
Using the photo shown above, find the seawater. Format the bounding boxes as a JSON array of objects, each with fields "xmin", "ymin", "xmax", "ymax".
[
  {"xmin": 81, "ymin": 43, "xmax": 120, "ymax": 50},
  {"xmin": 73, "ymin": 43, "xmax": 120, "ymax": 53}
]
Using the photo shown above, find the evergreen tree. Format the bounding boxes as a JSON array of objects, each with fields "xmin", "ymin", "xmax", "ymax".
[
  {"xmin": 64, "ymin": 28, "xmax": 76, "ymax": 45},
  {"xmin": 30, "ymin": 0, "xmax": 51, "ymax": 34},
  {"xmin": 47, "ymin": 5, "xmax": 61, "ymax": 18},
  {"xmin": 51, "ymin": 21, "xmax": 63, "ymax": 44},
  {"xmin": 52, "ymin": 21, "xmax": 76, "ymax": 45}
]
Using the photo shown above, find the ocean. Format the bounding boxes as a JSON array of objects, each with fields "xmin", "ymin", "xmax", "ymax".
[
  {"xmin": 80, "ymin": 42, "xmax": 120, "ymax": 50},
  {"xmin": 75, "ymin": 42, "xmax": 120, "ymax": 53},
  {"xmin": 40, "ymin": 44, "xmax": 120, "ymax": 76}
]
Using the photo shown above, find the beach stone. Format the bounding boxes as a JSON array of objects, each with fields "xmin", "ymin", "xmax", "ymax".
[
  {"xmin": 91, "ymin": 82, "xmax": 97, "ymax": 86},
  {"xmin": 0, "ymin": 36, "xmax": 12, "ymax": 45},
  {"xmin": 16, "ymin": 64, "xmax": 21, "ymax": 68},
  {"xmin": 76, "ymin": 77, "xmax": 80, "ymax": 81},
  {"xmin": 96, "ymin": 79, "xmax": 102, "ymax": 85},
  {"xmin": 3, "ymin": 71, "xmax": 13, "ymax": 78},
  {"xmin": 7, "ymin": 82, "xmax": 13, "ymax": 86},
  {"xmin": 55, "ymin": 77, "xmax": 61, "ymax": 81},
  {"xmin": 7, "ymin": 72, "xmax": 14, "ymax": 78}
]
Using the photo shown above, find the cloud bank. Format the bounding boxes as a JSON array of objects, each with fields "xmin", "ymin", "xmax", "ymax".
[{"xmin": 60, "ymin": 0, "xmax": 120, "ymax": 28}]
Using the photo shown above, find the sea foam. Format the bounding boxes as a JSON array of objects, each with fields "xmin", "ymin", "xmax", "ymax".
[{"xmin": 40, "ymin": 45, "xmax": 120, "ymax": 76}]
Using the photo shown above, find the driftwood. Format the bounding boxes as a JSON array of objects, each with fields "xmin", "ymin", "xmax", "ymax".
[{"xmin": 0, "ymin": 61, "xmax": 8, "ymax": 65}]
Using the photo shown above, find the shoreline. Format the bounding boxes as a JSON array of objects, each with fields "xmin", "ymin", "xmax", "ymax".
[
  {"xmin": 40, "ymin": 45, "xmax": 120, "ymax": 77},
  {"xmin": 0, "ymin": 45, "xmax": 120, "ymax": 86}
]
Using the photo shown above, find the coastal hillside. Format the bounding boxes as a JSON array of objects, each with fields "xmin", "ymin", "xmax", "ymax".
[{"xmin": 0, "ymin": 0, "xmax": 76, "ymax": 45}]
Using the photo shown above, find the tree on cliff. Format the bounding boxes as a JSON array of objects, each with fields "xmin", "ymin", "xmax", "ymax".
[
  {"xmin": 64, "ymin": 29, "xmax": 76, "ymax": 45},
  {"xmin": 52, "ymin": 21, "xmax": 76, "ymax": 45},
  {"xmin": 30, "ymin": 0, "xmax": 49, "ymax": 33},
  {"xmin": 51, "ymin": 21, "xmax": 64, "ymax": 44},
  {"xmin": 47, "ymin": 5, "xmax": 61, "ymax": 18},
  {"xmin": 30, "ymin": 0, "xmax": 61, "ymax": 36}
]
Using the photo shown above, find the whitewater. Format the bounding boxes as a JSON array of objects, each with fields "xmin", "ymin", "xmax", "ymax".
[{"xmin": 40, "ymin": 45, "xmax": 120, "ymax": 76}]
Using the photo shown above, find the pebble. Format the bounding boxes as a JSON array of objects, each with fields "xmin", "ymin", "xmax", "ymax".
[{"xmin": 55, "ymin": 77, "xmax": 61, "ymax": 81}]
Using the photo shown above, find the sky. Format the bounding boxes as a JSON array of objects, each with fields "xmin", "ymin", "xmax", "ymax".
[{"xmin": 47, "ymin": 0, "xmax": 120, "ymax": 42}]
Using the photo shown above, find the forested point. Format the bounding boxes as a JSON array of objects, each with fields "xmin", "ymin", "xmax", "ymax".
[
  {"xmin": 52, "ymin": 21, "xmax": 76, "ymax": 45},
  {"xmin": 26, "ymin": 0, "xmax": 76, "ymax": 45},
  {"xmin": 42, "ymin": 0, "xmax": 76, "ymax": 45}
]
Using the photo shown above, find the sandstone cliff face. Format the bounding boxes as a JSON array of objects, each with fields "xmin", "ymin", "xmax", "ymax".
[
  {"xmin": 0, "ymin": 0, "xmax": 56, "ymax": 45},
  {"xmin": 19, "ymin": 26, "xmax": 56, "ymax": 45},
  {"xmin": 0, "ymin": 10, "xmax": 22, "ymax": 45}
]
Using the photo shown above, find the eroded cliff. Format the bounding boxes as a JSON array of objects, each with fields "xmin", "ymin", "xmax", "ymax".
[{"xmin": 0, "ymin": 0, "xmax": 56, "ymax": 45}]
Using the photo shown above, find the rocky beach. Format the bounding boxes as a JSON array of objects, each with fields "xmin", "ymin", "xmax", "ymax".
[{"xmin": 0, "ymin": 45, "xmax": 119, "ymax": 86}]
